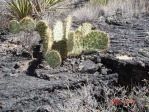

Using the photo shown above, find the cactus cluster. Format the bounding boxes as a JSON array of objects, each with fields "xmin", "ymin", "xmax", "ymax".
[
  {"xmin": 8, "ymin": 15, "xmax": 110, "ymax": 68},
  {"xmin": 9, "ymin": 16, "xmax": 35, "ymax": 34},
  {"xmin": 67, "ymin": 22, "xmax": 110, "ymax": 55}
]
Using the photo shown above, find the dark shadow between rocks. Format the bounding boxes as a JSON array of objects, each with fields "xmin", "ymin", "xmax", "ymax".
[{"xmin": 26, "ymin": 44, "xmax": 43, "ymax": 76}]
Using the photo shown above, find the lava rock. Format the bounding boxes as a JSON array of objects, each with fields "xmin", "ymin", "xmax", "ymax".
[
  {"xmin": 14, "ymin": 63, "xmax": 20, "ymax": 69},
  {"xmin": 101, "ymin": 68, "xmax": 108, "ymax": 75},
  {"xmin": 79, "ymin": 60, "xmax": 98, "ymax": 73},
  {"xmin": 96, "ymin": 57, "xmax": 101, "ymax": 63}
]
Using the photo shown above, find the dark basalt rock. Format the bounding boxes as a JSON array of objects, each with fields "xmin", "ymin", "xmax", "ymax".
[
  {"xmin": 78, "ymin": 60, "xmax": 98, "ymax": 73},
  {"xmin": 100, "ymin": 54, "xmax": 149, "ymax": 85}
]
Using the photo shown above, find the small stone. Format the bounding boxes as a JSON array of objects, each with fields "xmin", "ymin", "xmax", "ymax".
[
  {"xmin": 107, "ymin": 69, "xmax": 112, "ymax": 74},
  {"xmin": 79, "ymin": 60, "xmax": 98, "ymax": 73},
  {"xmin": 97, "ymin": 63, "xmax": 103, "ymax": 68},
  {"xmin": 101, "ymin": 68, "xmax": 108, "ymax": 75},
  {"xmin": 94, "ymin": 72, "xmax": 100, "ymax": 76},
  {"xmin": 71, "ymin": 59, "xmax": 76, "ymax": 65},
  {"xmin": 96, "ymin": 57, "xmax": 101, "ymax": 63},
  {"xmin": 14, "ymin": 63, "xmax": 20, "ymax": 69}
]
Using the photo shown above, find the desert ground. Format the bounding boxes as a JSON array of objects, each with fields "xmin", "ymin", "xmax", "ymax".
[{"xmin": 0, "ymin": 0, "xmax": 149, "ymax": 111}]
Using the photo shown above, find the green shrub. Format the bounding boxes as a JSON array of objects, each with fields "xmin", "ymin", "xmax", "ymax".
[{"xmin": 6, "ymin": 0, "xmax": 64, "ymax": 19}]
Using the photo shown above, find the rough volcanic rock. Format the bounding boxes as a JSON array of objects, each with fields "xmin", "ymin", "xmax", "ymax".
[
  {"xmin": 100, "ymin": 54, "xmax": 149, "ymax": 84},
  {"xmin": 78, "ymin": 60, "xmax": 98, "ymax": 73}
]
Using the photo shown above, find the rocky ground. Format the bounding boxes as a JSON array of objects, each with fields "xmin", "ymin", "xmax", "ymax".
[{"xmin": 0, "ymin": 0, "xmax": 149, "ymax": 112}]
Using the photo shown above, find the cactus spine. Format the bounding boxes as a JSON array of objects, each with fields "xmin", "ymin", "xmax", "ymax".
[
  {"xmin": 20, "ymin": 16, "xmax": 36, "ymax": 32},
  {"xmin": 9, "ymin": 20, "xmax": 20, "ymax": 34},
  {"xmin": 83, "ymin": 30, "xmax": 110, "ymax": 53},
  {"xmin": 45, "ymin": 50, "xmax": 62, "ymax": 68}
]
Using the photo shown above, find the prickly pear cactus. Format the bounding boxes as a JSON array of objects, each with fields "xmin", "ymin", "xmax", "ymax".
[
  {"xmin": 53, "ymin": 20, "xmax": 64, "ymax": 42},
  {"xmin": 67, "ymin": 31, "xmax": 84, "ymax": 56},
  {"xmin": 42, "ymin": 28, "xmax": 53, "ymax": 56},
  {"xmin": 20, "ymin": 16, "xmax": 36, "ymax": 32},
  {"xmin": 83, "ymin": 30, "xmax": 110, "ymax": 53},
  {"xmin": 45, "ymin": 50, "xmax": 62, "ymax": 68},
  {"xmin": 52, "ymin": 39, "xmax": 67, "ymax": 58},
  {"xmin": 9, "ymin": 20, "xmax": 20, "ymax": 34},
  {"xmin": 36, "ymin": 20, "xmax": 53, "ymax": 56},
  {"xmin": 78, "ymin": 22, "xmax": 92, "ymax": 36},
  {"xmin": 64, "ymin": 15, "xmax": 72, "ymax": 39},
  {"xmin": 36, "ymin": 20, "xmax": 49, "ymax": 38}
]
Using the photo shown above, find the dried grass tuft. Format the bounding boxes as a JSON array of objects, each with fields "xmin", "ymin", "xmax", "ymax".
[{"xmin": 72, "ymin": 0, "xmax": 149, "ymax": 23}]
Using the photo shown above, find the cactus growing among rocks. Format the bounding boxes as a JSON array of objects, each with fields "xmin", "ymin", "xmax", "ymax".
[
  {"xmin": 83, "ymin": 30, "xmax": 110, "ymax": 53},
  {"xmin": 9, "ymin": 20, "xmax": 20, "ymax": 34},
  {"xmin": 67, "ymin": 31, "xmax": 84, "ymax": 56},
  {"xmin": 8, "ymin": 16, "xmax": 110, "ymax": 68},
  {"xmin": 45, "ymin": 50, "xmax": 62, "ymax": 68},
  {"xmin": 20, "ymin": 16, "xmax": 36, "ymax": 32}
]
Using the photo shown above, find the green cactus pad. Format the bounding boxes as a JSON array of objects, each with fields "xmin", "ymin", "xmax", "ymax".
[
  {"xmin": 52, "ymin": 39, "xmax": 67, "ymax": 58},
  {"xmin": 53, "ymin": 20, "xmax": 64, "ymax": 42},
  {"xmin": 64, "ymin": 15, "xmax": 72, "ymax": 39},
  {"xmin": 9, "ymin": 20, "xmax": 20, "ymax": 34},
  {"xmin": 45, "ymin": 50, "xmax": 62, "ymax": 68},
  {"xmin": 20, "ymin": 16, "xmax": 36, "ymax": 32},
  {"xmin": 42, "ymin": 28, "xmax": 53, "ymax": 56},
  {"xmin": 79, "ymin": 22, "xmax": 92, "ymax": 36},
  {"xmin": 36, "ymin": 20, "xmax": 53, "ymax": 56},
  {"xmin": 84, "ymin": 30, "xmax": 110, "ymax": 53},
  {"xmin": 67, "ymin": 31, "xmax": 84, "ymax": 56},
  {"xmin": 36, "ymin": 20, "xmax": 49, "ymax": 38}
]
